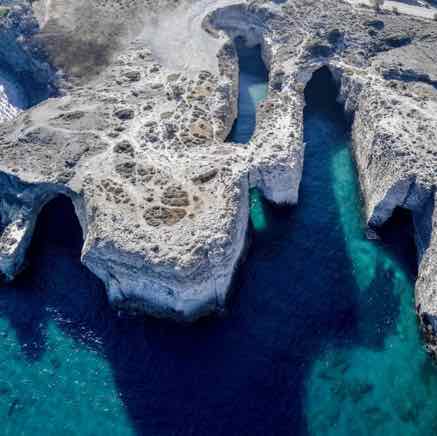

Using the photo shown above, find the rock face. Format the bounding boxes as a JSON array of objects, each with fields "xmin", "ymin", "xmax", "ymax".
[{"xmin": 0, "ymin": 1, "xmax": 436, "ymax": 335}]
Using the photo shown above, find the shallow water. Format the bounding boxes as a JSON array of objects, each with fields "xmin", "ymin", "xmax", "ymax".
[{"xmin": 0, "ymin": 42, "xmax": 434, "ymax": 436}]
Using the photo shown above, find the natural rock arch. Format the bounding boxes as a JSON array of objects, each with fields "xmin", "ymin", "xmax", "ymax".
[{"xmin": 0, "ymin": 188, "xmax": 88, "ymax": 283}]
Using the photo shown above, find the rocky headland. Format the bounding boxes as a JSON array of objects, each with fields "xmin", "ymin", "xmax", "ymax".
[{"xmin": 0, "ymin": 0, "xmax": 436, "ymax": 352}]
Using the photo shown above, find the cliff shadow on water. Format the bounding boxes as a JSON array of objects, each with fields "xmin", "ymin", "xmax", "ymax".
[
  {"xmin": 303, "ymin": 69, "xmax": 436, "ymax": 436},
  {"xmin": 0, "ymin": 54, "xmax": 424, "ymax": 436}
]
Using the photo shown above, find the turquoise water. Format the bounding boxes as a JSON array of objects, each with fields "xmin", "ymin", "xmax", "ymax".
[
  {"xmin": 231, "ymin": 45, "xmax": 437, "ymax": 434},
  {"xmin": 0, "ymin": 40, "xmax": 434, "ymax": 436},
  {"xmin": 0, "ymin": 203, "xmax": 135, "ymax": 436},
  {"xmin": 302, "ymin": 69, "xmax": 437, "ymax": 436}
]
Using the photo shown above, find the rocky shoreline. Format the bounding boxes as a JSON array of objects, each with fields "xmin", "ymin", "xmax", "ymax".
[{"xmin": 0, "ymin": 0, "xmax": 436, "ymax": 351}]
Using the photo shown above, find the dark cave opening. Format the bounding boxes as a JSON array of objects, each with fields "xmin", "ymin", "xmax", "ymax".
[
  {"xmin": 303, "ymin": 65, "xmax": 351, "ymax": 129},
  {"xmin": 377, "ymin": 206, "xmax": 419, "ymax": 278},
  {"xmin": 26, "ymin": 195, "xmax": 84, "ymax": 262}
]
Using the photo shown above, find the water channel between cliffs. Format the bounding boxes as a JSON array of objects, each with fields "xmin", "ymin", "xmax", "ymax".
[{"xmin": 0, "ymin": 40, "xmax": 436, "ymax": 436}]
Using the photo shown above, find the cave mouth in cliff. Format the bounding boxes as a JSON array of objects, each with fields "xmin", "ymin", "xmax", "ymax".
[
  {"xmin": 304, "ymin": 65, "xmax": 347, "ymax": 126},
  {"xmin": 27, "ymin": 195, "xmax": 84, "ymax": 261},
  {"xmin": 377, "ymin": 206, "xmax": 419, "ymax": 278},
  {"xmin": 226, "ymin": 36, "xmax": 269, "ymax": 144}
]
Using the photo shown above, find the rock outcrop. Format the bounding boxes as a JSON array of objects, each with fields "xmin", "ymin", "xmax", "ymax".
[
  {"xmin": 0, "ymin": 0, "xmax": 305, "ymax": 320},
  {"xmin": 0, "ymin": 0, "xmax": 436, "ymax": 339}
]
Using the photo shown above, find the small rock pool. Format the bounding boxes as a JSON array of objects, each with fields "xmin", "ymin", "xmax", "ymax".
[{"xmin": 0, "ymin": 40, "xmax": 436, "ymax": 436}]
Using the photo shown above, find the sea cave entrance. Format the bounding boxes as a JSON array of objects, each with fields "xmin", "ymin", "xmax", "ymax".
[
  {"xmin": 27, "ymin": 195, "xmax": 84, "ymax": 263},
  {"xmin": 377, "ymin": 206, "xmax": 419, "ymax": 277},
  {"xmin": 304, "ymin": 65, "xmax": 347, "ymax": 126}
]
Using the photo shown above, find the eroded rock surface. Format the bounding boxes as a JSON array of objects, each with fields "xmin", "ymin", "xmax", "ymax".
[{"xmin": 0, "ymin": 0, "xmax": 436, "ymax": 331}]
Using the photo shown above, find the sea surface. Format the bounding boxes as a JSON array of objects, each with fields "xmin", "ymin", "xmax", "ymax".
[{"xmin": 0, "ymin": 42, "xmax": 435, "ymax": 436}]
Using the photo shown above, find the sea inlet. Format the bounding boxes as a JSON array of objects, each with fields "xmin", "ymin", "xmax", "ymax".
[{"xmin": 0, "ymin": 40, "xmax": 435, "ymax": 436}]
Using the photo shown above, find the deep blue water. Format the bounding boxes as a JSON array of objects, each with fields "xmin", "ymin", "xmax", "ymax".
[{"xmin": 0, "ymin": 41, "xmax": 432, "ymax": 436}]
